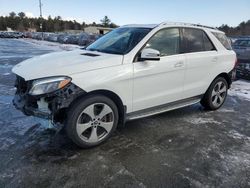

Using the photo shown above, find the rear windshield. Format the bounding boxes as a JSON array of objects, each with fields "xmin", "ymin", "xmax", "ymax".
[
  {"xmin": 234, "ymin": 39, "xmax": 250, "ymax": 47},
  {"xmin": 212, "ymin": 32, "xmax": 232, "ymax": 50}
]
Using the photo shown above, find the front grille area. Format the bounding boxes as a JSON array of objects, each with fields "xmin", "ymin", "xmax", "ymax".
[
  {"xmin": 13, "ymin": 76, "xmax": 86, "ymax": 121},
  {"xmin": 15, "ymin": 75, "xmax": 30, "ymax": 94},
  {"xmin": 14, "ymin": 75, "xmax": 39, "ymax": 111}
]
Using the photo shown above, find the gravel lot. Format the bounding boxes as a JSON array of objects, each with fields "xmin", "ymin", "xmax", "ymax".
[{"xmin": 0, "ymin": 39, "xmax": 250, "ymax": 188}]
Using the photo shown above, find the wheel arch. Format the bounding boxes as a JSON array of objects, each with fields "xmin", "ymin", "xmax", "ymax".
[
  {"xmin": 214, "ymin": 72, "xmax": 232, "ymax": 88},
  {"xmin": 202, "ymin": 72, "xmax": 232, "ymax": 102},
  {"xmin": 67, "ymin": 89, "xmax": 126, "ymax": 127},
  {"xmin": 89, "ymin": 90, "xmax": 126, "ymax": 126},
  {"xmin": 201, "ymin": 72, "xmax": 231, "ymax": 110}
]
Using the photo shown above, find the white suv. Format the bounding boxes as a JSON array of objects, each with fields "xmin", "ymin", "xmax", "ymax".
[{"xmin": 12, "ymin": 22, "xmax": 236, "ymax": 148}]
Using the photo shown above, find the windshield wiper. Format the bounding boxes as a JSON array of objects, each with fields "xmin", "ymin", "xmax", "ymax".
[
  {"xmin": 87, "ymin": 48, "xmax": 101, "ymax": 52},
  {"xmin": 87, "ymin": 48, "xmax": 123, "ymax": 55}
]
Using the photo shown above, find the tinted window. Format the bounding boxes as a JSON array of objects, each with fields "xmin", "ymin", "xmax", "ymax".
[
  {"xmin": 145, "ymin": 28, "xmax": 180, "ymax": 56},
  {"xmin": 212, "ymin": 32, "xmax": 232, "ymax": 50},
  {"xmin": 203, "ymin": 32, "xmax": 216, "ymax": 51},
  {"xmin": 182, "ymin": 28, "xmax": 204, "ymax": 53},
  {"xmin": 182, "ymin": 28, "xmax": 216, "ymax": 53}
]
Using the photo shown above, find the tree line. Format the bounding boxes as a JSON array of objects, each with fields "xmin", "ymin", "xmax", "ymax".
[
  {"xmin": 0, "ymin": 11, "xmax": 249, "ymax": 36},
  {"xmin": 218, "ymin": 20, "xmax": 250, "ymax": 36},
  {"xmin": 0, "ymin": 12, "xmax": 118, "ymax": 32}
]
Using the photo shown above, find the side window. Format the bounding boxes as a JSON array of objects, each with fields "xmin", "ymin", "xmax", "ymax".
[
  {"xmin": 203, "ymin": 32, "xmax": 216, "ymax": 51},
  {"xmin": 145, "ymin": 28, "xmax": 180, "ymax": 56},
  {"xmin": 212, "ymin": 32, "xmax": 232, "ymax": 50},
  {"xmin": 182, "ymin": 28, "xmax": 216, "ymax": 53},
  {"xmin": 182, "ymin": 28, "xmax": 204, "ymax": 53}
]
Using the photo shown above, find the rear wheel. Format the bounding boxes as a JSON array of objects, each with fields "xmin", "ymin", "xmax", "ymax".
[
  {"xmin": 66, "ymin": 95, "xmax": 118, "ymax": 148},
  {"xmin": 201, "ymin": 77, "xmax": 228, "ymax": 110}
]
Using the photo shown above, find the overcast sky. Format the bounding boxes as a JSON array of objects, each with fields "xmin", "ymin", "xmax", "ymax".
[{"xmin": 0, "ymin": 0, "xmax": 249, "ymax": 27}]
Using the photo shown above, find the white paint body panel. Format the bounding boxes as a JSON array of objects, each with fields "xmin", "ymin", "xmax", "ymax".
[
  {"xmin": 12, "ymin": 49, "xmax": 124, "ymax": 80},
  {"xmin": 133, "ymin": 54, "xmax": 186, "ymax": 111},
  {"xmin": 12, "ymin": 23, "xmax": 236, "ymax": 114},
  {"xmin": 71, "ymin": 64, "xmax": 134, "ymax": 112}
]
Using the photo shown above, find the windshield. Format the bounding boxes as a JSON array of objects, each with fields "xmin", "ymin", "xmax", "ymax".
[{"xmin": 86, "ymin": 27, "xmax": 152, "ymax": 55}]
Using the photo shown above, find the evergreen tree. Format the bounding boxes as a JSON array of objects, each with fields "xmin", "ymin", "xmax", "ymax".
[
  {"xmin": 18, "ymin": 12, "xmax": 26, "ymax": 19},
  {"xmin": 100, "ymin": 16, "xmax": 111, "ymax": 27}
]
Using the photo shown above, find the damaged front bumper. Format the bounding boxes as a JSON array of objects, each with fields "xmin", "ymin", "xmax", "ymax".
[
  {"xmin": 13, "ymin": 94, "xmax": 52, "ymax": 119},
  {"xmin": 13, "ymin": 75, "xmax": 86, "ymax": 122}
]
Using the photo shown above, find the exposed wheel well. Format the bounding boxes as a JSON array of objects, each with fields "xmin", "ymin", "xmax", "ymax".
[
  {"xmin": 215, "ymin": 72, "xmax": 232, "ymax": 88},
  {"xmin": 58, "ymin": 90, "xmax": 126, "ymax": 127},
  {"xmin": 201, "ymin": 72, "xmax": 232, "ymax": 104},
  {"xmin": 87, "ymin": 90, "xmax": 126, "ymax": 126}
]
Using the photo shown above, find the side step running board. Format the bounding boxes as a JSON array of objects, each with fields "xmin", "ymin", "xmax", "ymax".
[{"xmin": 126, "ymin": 96, "xmax": 202, "ymax": 121}]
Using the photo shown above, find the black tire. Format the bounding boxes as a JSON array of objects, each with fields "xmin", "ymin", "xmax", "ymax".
[
  {"xmin": 201, "ymin": 77, "xmax": 228, "ymax": 110},
  {"xmin": 65, "ymin": 95, "xmax": 119, "ymax": 148}
]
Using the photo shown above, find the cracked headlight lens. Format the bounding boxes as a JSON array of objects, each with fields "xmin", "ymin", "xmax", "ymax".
[{"xmin": 29, "ymin": 76, "xmax": 71, "ymax": 96}]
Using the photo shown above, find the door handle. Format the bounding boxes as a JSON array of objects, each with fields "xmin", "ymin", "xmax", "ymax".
[
  {"xmin": 174, "ymin": 62, "xmax": 184, "ymax": 68},
  {"xmin": 212, "ymin": 57, "xmax": 218, "ymax": 62}
]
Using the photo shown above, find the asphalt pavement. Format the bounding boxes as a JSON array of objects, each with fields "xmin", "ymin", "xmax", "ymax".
[{"xmin": 0, "ymin": 39, "xmax": 250, "ymax": 188}]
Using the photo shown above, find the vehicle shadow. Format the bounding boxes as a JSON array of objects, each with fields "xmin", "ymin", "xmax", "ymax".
[{"xmin": 19, "ymin": 103, "xmax": 207, "ymax": 163}]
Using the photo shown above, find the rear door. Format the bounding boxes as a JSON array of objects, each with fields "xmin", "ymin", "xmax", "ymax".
[{"xmin": 181, "ymin": 28, "xmax": 218, "ymax": 99}]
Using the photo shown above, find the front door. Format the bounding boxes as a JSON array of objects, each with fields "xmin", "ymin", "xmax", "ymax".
[{"xmin": 132, "ymin": 28, "xmax": 186, "ymax": 112}]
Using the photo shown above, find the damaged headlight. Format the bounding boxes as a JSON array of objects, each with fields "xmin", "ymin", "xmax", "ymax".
[{"xmin": 29, "ymin": 76, "xmax": 71, "ymax": 96}]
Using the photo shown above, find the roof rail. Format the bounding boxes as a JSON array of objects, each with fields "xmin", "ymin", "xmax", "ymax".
[{"xmin": 158, "ymin": 22, "xmax": 218, "ymax": 30}]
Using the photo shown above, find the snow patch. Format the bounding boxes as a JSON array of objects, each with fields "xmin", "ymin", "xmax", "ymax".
[
  {"xmin": 229, "ymin": 80, "xmax": 250, "ymax": 101},
  {"xmin": 0, "ymin": 138, "xmax": 16, "ymax": 151},
  {"xmin": 218, "ymin": 108, "xmax": 235, "ymax": 113},
  {"xmin": 0, "ymin": 55, "xmax": 33, "ymax": 59},
  {"xmin": 185, "ymin": 117, "xmax": 221, "ymax": 125},
  {"xmin": 228, "ymin": 130, "xmax": 250, "ymax": 141},
  {"xmin": 3, "ymin": 72, "xmax": 11, "ymax": 76},
  {"xmin": 223, "ymin": 151, "xmax": 250, "ymax": 170},
  {"xmin": 0, "ymin": 64, "xmax": 13, "ymax": 69},
  {"xmin": 106, "ymin": 167, "xmax": 146, "ymax": 188},
  {"xmin": 19, "ymin": 38, "xmax": 80, "ymax": 52},
  {"xmin": 0, "ymin": 172, "xmax": 14, "ymax": 179},
  {"xmin": 152, "ymin": 148, "xmax": 159, "ymax": 153}
]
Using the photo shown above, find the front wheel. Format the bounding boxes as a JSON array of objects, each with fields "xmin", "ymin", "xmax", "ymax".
[
  {"xmin": 201, "ymin": 77, "xmax": 228, "ymax": 110},
  {"xmin": 66, "ymin": 95, "xmax": 119, "ymax": 148}
]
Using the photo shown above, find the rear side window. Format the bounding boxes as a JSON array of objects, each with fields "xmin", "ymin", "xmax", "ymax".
[
  {"xmin": 182, "ymin": 28, "xmax": 215, "ymax": 53},
  {"xmin": 212, "ymin": 32, "xmax": 232, "ymax": 50},
  {"xmin": 182, "ymin": 28, "xmax": 203, "ymax": 53},
  {"xmin": 203, "ymin": 33, "xmax": 216, "ymax": 51}
]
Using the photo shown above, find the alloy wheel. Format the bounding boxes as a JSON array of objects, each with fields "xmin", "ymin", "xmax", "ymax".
[
  {"xmin": 76, "ymin": 103, "xmax": 114, "ymax": 143},
  {"xmin": 211, "ymin": 81, "xmax": 227, "ymax": 108}
]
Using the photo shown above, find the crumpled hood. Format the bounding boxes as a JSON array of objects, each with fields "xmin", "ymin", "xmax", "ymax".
[{"xmin": 12, "ymin": 49, "xmax": 123, "ymax": 81}]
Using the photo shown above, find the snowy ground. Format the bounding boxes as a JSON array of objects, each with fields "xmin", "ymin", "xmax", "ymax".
[
  {"xmin": 0, "ymin": 38, "xmax": 250, "ymax": 188},
  {"xmin": 19, "ymin": 38, "xmax": 80, "ymax": 51},
  {"xmin": 229, "ymin": 80, "xmax": 250, "ymax": 101}
]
